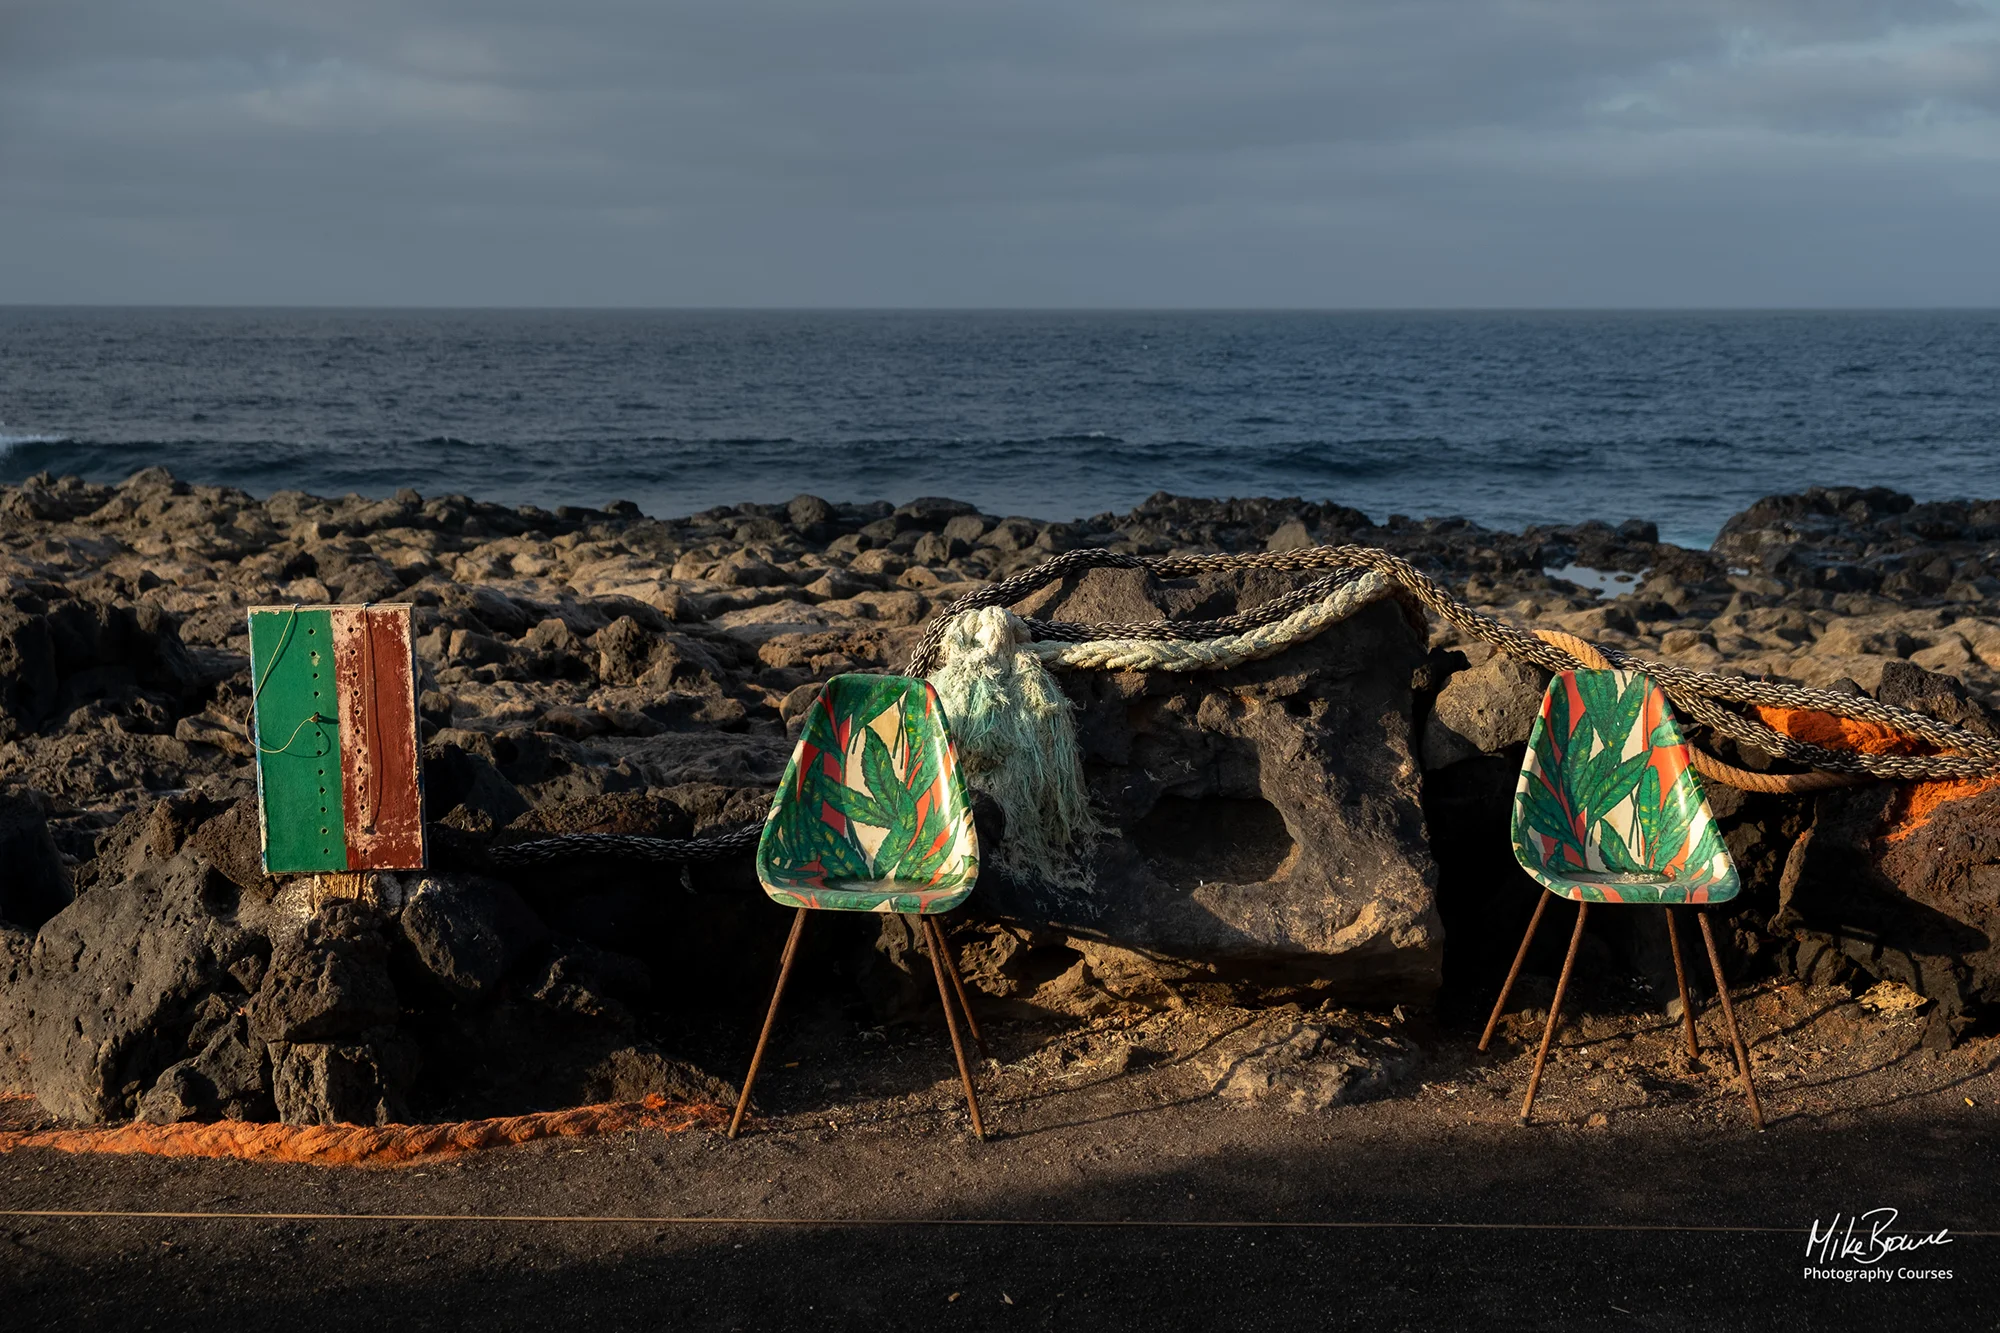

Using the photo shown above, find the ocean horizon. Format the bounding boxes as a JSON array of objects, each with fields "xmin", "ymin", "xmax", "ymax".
[{"xmin": 4, "ymin": 306, "xmax": 1997, "ymax": 549}]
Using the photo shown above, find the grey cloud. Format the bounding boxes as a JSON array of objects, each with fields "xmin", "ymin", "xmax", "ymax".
[{"xmin": 0, "ymin": 0, "xmax": 1995, "ymax": 304}]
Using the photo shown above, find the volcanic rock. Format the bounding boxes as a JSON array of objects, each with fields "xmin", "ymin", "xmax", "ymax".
[
  {"xmin": 0, "ymin": 595, "xmax": 202, "ymax": 738},
  {"xmin": 0, "ymin": 925, "xmax": 30, "ymax": 1093},
  {"xmin": 26, "ymin": 851, "xmax": 264, "ymax": 1121},
  {"xmin": 250, "ymin": 901, "xmax": 400, "ymax": 1044},
  {"xmin": 185, "ymin": 795, "xmax": 273, "ymax": 893},
  {"xmin": 1204, "ymin": 1012, "xmax": 1419, "ymax": 1112},
  {"xmin": 137, "ymin": 1008, "xmax": 274, "ymax": 1124},
  {"xmin": 398, "ymin": 875, "xmax": 550, "ymax": 998},
  {"xmin": 1775, "ymin": 781, "xmax": 2000, "ymax": 1044},
  {"xmin": 1420, "ymin": 649, "xmax": 1550, "ymax": 771},
  {"xmin": 983, "ymin": 565, "xmax": 1444, "ymax": 1001},
  {"xmin": 270, "ymin": 1034, "xmax": 419, "ymax": 1126}
]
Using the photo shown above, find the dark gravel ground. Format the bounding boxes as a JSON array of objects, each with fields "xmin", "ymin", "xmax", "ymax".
[{"xmin": 4, "ymin": 984, "xmax": 1996, "ymax": 1333}]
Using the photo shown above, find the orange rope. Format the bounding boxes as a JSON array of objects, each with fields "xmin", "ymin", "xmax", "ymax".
[
  {"xmin": 1685, "ymin": 749, "xmax": 1861, "ymax": 794},
  {"xmin": 0, "ymin": 1094, "xmax": 728, "ymax": 1168},
  {"xmin": 1530, "ymin": 629, "xmax": 1611, "ymax": 671}
]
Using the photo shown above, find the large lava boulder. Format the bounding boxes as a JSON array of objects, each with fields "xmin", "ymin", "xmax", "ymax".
[
  {"xmin": 977, "ymin": 566, "xmax": 1443, "ymax": 1002},
  {"xmin": 1775, "ymin": 782, "xmax": 2000, "ymax": 1045},
  {"xmin": 1771, "ymin": 663, "xmax": 2000, "ymax": 1045},
  {"xmin": 25, "ymin": 850, "xmax": 266, "ymax": 1121}
]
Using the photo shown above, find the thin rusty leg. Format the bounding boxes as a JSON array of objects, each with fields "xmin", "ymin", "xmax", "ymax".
[
  {"xmin": 923, "ymin": 915, "xmax": 990, "ymax": 1061},
  {"xmin": 924, "ymin": 915, "xmax": 987, "ymax": 1141},
  {"xmin": 1664, "ymin": 907, "xmax": 1699, "ymax": 1058},
  {"xmin": 727, "ymin": 907, "xmax": 809, "ymax": 1140},
  {"xmin": 1480, "ymin": 892, "xmax": 1550, "ymax": 1052},
  {"xmin": 1519, "ymin": 900, "xmax": 1588, "ymax": 1125},
  {"xmin": 1697, "ymin": 910, "xmax": 1766, "ymax": 1131}
]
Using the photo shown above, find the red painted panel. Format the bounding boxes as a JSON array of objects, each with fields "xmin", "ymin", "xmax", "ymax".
[{"xmin": 331, "ymin": 605, "xmax": 426, "ymax": 870}]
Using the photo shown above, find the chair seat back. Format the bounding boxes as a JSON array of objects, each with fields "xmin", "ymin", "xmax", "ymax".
[
  {"xmin": 757, "ymin": 674, "xmax": 979, "ymax": 913},
  {"xmin": 1510, "ymin": 668, "xmax": 1738, "ymax": 905}
]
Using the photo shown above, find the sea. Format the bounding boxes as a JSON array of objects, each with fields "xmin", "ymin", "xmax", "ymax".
[{"xmin": 2, "ymin": 308, "xmax": 1996, "ymax": 550}]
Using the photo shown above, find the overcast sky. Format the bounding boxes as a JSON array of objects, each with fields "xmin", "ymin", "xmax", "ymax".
[{"xmin": 2, "ymin": 0, "xmax": 1996, "ymax": 307}]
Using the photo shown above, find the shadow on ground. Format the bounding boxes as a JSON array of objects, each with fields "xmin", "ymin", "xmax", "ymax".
[{"xmin": 3, "ymin": 1087, "xmax": 1995, "ymax": 1331}]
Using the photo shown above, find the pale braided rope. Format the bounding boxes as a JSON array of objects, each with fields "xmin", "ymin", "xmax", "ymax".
[
  {"xmin": 968, "ymin": 572, "xmax": 1859, "ymax": 790},
  {"xmin": 1017, "ymin": 566, "xmax": 1376, "ymax": 645},
  {"xmin": 1020, "ymin": 571, "xmax": 1396, "ymax": 671},
  {"xmin": 908, "ymin": 544, "xmax": 2000, "ymax": 784}
]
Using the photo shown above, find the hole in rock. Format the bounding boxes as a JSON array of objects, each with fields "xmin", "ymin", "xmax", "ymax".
[{"xmin": 1131, "ymin": 795, "xmax": 1294, "ymax": 884}]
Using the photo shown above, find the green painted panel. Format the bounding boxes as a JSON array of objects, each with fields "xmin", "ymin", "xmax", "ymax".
[{"xmin": 249, "ymin": 608, "xmax": 348, "ymax": 872}]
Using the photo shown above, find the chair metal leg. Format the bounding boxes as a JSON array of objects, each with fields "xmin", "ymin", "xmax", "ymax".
[
  {"xmin": 728, "ymin": 907, "xmax": 809, "ymax": 1140},
  {"xmin": 923, "ymin": 915, "xmax": 990, "ymax": 1061},
  {"xmin": 1664, "ymin": 907, "xmax": 1699, "ymax": 1058},
  {"xmin": 1519, "ymin": 900, "xmax": 1588, "ymax": 1125},
  {"xmin": 923, "ymin": 916, "xmax": 987, "ymax": 1141},
  {"xmin": 1697, "ymin": 910, "xmax": 1766, "ymax": 1131},
  {"xmin": 1480, "ymin": 892, "xmax": 1550, "ymax": 1051}
]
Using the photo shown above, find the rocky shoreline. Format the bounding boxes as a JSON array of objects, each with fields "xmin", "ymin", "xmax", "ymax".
[{"xmin": 1, "ymin": 468, "xmax": 1996, "ymax": 1129}]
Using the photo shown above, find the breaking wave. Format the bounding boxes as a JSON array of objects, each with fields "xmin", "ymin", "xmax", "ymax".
[{"xmin": 0, "ymin": 427, "xmax": 68, "ymax": 455}]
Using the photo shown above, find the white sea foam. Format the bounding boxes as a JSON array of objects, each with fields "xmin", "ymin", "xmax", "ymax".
[{"xmin": 0, "ymin": 426, "xmax": 68, "ymax": 454}]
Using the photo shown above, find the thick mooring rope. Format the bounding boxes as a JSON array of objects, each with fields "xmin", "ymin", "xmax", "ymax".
[
  {"xmin": 491, "ymin": 542, "xmax": 1997, "ymax": 866},
  {"xmin": 907, "ymin": 544, "xmax": 2000, "ymax": 785},
  {"xmin": 1019, "ymin": 570, "xmax": 1397, "ymax": 672}
]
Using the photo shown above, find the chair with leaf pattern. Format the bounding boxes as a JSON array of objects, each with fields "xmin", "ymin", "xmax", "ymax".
[
  {"xmin": 728, "ymin": 673, "xmax": 990, "ymax": 1140},
  {"xmin": 1480, "ymin": 667, "xmax": 1765, "ymax": 1129}
]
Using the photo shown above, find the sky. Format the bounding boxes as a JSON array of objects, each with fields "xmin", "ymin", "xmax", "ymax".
[{"xmin": 1, "ymin": 0, "xmax": 1997, "ymax": 307}]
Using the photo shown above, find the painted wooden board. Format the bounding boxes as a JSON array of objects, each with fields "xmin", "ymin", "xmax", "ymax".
[{"xmin": 248, "ymin": 604, "xmax": 425, "ymax": 873}]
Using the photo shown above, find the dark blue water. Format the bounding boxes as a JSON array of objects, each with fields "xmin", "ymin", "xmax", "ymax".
[{"xmin": 3, "ymin": 308, "xmax": 1996, "ymax": 548}]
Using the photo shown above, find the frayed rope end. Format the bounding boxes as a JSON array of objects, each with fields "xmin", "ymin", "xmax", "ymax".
[{"xmin": 928, "ymin": 606, "xmax": 1102, "ymax": 890}]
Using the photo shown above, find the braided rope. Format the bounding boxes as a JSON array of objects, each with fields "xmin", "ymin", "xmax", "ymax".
[
  {"xmin": 1531, "ymin": 629, "xmax": 1865, "ymax": 793},
  {"xmin": 909, "ymin": 543, "xmax": 2000, "ymax": 783},
  {"xmin": 0, "ymin": 1094, "xmax": 725, "ymax": 1166},
  {"xmin": 494, "ymin": 540, "xmax": 1994, "ymax": 866},
  {"xmin": 1022, "ymin": 571, "xmax": 1395, "ymax": 672},
  {"xmin": 910, "ymin": 545, "xmax": 1583, "ymax": 677},
  {"xmin": 1019, "ymin": 567, "xmax": 1374, "ymax": 644},
  {"xmin": 1687, "ymin": 748, "xmax": 1865, "ymax": 794},
  {"xmin": 1529, "ymin": 629, "xmax": 1612, "ymax": 672}
]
